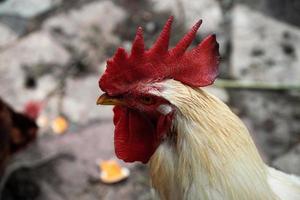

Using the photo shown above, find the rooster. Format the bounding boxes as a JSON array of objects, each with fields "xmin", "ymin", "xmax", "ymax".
[
  {"xmin": 0, "ymin": 98, "xmax": 38, "ymax": 174},
  {"xmin": 97, "ymin": 16, "xmax": 300, "ymax": 200}
]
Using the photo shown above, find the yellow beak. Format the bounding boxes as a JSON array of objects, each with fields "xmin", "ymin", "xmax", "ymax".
[{"xmin": 96, "ymin": 93, "xmax": 124, "ymax": 106}]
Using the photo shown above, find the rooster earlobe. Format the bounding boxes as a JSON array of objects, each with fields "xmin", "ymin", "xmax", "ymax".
[
  {"xmin": 150, "ymin": 16, "xmax": 174, "ymax": 55},
  {"xmin": 171, "ymin": 20, "xmax": 202, "ymax": 57},
  {"xmin": 130, "ymin": 27, "xmax": 145, "ymax": 58}
]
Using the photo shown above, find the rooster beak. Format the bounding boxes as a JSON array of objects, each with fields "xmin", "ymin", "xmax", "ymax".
[{"xmin": 96, "ymin": 93, "xmax": 124, "ymax": 106}]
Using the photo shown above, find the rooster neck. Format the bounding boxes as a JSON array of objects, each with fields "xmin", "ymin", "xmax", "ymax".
[{"xmin": 149, "ymin": 80, "xmax": 278, "ymax": 200}]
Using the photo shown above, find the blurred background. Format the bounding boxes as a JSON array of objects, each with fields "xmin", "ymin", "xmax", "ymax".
[{"xmin": 0, "ymin": 0, "xmax": 299, "ymax": 199}]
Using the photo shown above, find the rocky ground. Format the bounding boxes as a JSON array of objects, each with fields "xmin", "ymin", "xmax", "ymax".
[{"xmin": 0, "ymin": 0, "xmax": 299, "ymax": 199}]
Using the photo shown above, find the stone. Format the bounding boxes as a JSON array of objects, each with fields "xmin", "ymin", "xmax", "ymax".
[
  {"xmin": 0, "ymin": 23, "xmax": 17, "ymax": 49},
  {"xmin": 0, "ymin": 15, "xmax": 29, "ymax": 35},
  {"xmin": 0, "ymin": 31, "xmax": 71, "ymax": 110},
  {"xmin": 231, "ymin": 5, "xmax": 300, "ymax": 84},
  {"xmin": 236, "ymin": 0, "xmax": 300, "ymax": 28},
  {"xmin": 43, "ymin": 1, "xmax": 126, "ymax": 71},
  {"xmin": 0, "ymin": 31, "xmax": 70, "ymax": 71},
  {"xmin": 0, "ymin": 0, "xmax": 60, "ymax": 18},
  {"xmin": 63, "ymin": 75, "xmax": 113, "ymax": 125},
  {"xmin": 273, "ymin": 144, "xmax": 300, "ymax": 176},
  {"xmin": 151, "ymin": 0, "xmax": 222, "ymax": 34},
  {"xmin": 229, "ymin": 90, "xmax": 300, "ymax": 162}
]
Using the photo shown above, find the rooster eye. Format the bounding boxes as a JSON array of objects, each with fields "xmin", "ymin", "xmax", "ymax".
[{"xmin": 140, "ymin": 96, "xmax": 154, "ymax": 105}]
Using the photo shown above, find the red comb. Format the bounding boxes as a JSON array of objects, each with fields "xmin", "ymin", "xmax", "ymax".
[{"xmin": 99, "ymin": 16, "xmax": 220, "ymax": 96}]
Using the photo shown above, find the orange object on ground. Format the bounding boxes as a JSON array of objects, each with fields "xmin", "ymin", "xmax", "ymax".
[
  {"xmin": 51, "ymin": 116, "xmax": 68, "ymax": 134},
  {"xmin": 99, "ymin": 159, "xmax": 129, "ymax": 184}
]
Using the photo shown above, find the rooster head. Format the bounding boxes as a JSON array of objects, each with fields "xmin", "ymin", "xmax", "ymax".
[{"xmin": 97, "ymin": 16, "xmax": 220, "ymax": 163}]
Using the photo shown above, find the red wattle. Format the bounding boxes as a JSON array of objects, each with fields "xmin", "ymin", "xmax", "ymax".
[{"xmin": 113, "ymin": 106, "xmax": 157, "ymax": 163}]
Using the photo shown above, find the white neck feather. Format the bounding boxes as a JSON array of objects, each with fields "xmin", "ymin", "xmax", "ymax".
[{"xmin": 149, "ymin": 80, "xmax": 280, "ymax": 200}]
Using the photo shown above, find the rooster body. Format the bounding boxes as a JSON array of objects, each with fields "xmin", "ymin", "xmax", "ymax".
[
  {"xmin": 0, "ymin": 98, "xmax": 38, "ymax": 174},
  {"xmin": 149, "ymin": 80, "xmax": 300, "ymax": 200},
  {"xmin": 97, "ymin": 17, "xmax": 300, "ymax": 200}
]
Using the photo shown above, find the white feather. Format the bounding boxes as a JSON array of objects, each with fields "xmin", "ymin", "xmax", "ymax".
[
  {"xmin": 268, "ymin": 167, "xmax": 300, "ymax": 200},
  {"xmin": 148, "ymin": 79, "xmax": 300, "ymax": 200}
]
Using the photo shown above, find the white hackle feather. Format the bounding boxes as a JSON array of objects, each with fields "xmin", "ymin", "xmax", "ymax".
[{"xmin": 148, "ymin": 79, "xmax": 300, "ymax": 200}]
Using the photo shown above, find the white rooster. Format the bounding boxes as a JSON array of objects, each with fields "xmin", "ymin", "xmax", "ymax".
[{"xmin": 97, "ymin": 16, "xmax": 300, "ymax": 200}]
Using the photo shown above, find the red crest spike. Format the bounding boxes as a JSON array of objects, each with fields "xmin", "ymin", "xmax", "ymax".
[
  {"xmin": 99, "ymin": 17, "xmax": 220, "ymax": 96},
  {"xmin": 130, "ymin": 27, "xmax": 145, "ymax": 58},
  {"xmin": 172, "ymin": 34, "xmax": 220, "ymax": 87},
  {"xmin": 150, "ymin": 16, "xmax": 174, "ymax": 55},
  {"xmin": 171, "ymin": 20, "xmax": 202, "ymax": 57},
  {"xmin": 106, "ymin": 59, "xmax": 114, "ymax": 66},
  {"xmin": 113, "ymin": 48, "xmax": 128, "ymax": 64}
]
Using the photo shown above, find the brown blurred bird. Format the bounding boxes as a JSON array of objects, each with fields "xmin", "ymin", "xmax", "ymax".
[
  {"xmin": 0, "ymin": 98, "xmax": 38, "ymax": 174},
  {"xmin": 97, "ymin": 17, "xmax": 300, "ymax": 200}
]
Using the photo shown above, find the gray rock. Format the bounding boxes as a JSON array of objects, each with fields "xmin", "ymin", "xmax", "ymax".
[
  {"xmin": 151, "ymin": 0, "xmax": 222, "ymax": 34},
  {"xmin": 231, "ymin": 5, "xmax": 300, "ymax": 84},
  {"xmin": 229, "ymin": 90, "xmax": 300, "ymax": 162},
  {"xmin": 0, "ymin": 15, "xmax": 29, "ymax": 35},
  {"xmin": 63, "ymin": 75, "xmax": 113, "ymax": 125},
  {"xmin": 43, "ymin": 1, "xmax": 126, "ymax": 71},
  {"xmin": 236, "ymin": 0, "xmax": 300, "ymax": 28},
  {"xmin": 273, "ymin": 144, "xmax": 300, "ymax": 176},
  {"xmin": 0, "ymin": 0, "xmax": 60, "ymax": 18},
  {"xmin": 0, "ymin": 31, "xmax": 70, "ymax": 71},
  {"xmin": 0, "ymin": 31, "xmax": 71, "ymax": 109},
  {"xmin": 0, "ymin": 23, "xmax": 17, "ymax": 49}
]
